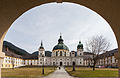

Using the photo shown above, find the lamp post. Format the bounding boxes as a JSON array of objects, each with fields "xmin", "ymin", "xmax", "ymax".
[
  {"xmin": 72, "ymin": 61, "xmax": 75, "ymax": 71},
  {"xmin": 53, "ymin": 62, "xmax": 55, "ymax": 70},
  {"xmin": 42, "ymin": 55, "xmax": 44, "ymax": 75}
]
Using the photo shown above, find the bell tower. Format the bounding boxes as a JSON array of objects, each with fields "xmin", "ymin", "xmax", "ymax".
[
  {"xmin": 77, "ymin": 41, "xmax": 83, "ymax": 56},
  {"xmin": 38, "ymin": 41, "xmax": 45, "ymax": 57}
]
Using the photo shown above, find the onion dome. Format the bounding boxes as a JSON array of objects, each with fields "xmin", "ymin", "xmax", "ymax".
[
  {"xmin": 39, "ymin": 41, "xmax": 44, "ymax": 50},
  {"xmin": 77, "ymin": 41, "xmax": 83, "ymax": 49},
  {"xmin": 53, "ymin": 34, "xmax": 69, "ymax": 51}
]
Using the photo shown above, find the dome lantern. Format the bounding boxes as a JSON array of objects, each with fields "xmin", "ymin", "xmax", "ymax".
[
  {"xmin": 58, "ymin": 33, "xmax": 63, "ymax": 44},
  {"xmin": 77, "ymin": 41, "xmax": 83, "ymax": 49}
]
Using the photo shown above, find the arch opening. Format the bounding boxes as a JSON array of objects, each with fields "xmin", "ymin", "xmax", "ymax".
[{"xmin": 0, "ymin": 1, "xmax": 119, "ymax": 78}]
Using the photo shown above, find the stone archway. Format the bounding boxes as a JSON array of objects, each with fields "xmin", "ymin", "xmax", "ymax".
[{"xmin": 0, "ymin": 0, "xmax": 120, "ymax": 78}]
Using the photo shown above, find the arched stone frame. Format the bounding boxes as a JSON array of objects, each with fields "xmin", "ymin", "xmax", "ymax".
[{"xmin": 0, "ymin": 0, "xmax": 120, "ymax": 78}]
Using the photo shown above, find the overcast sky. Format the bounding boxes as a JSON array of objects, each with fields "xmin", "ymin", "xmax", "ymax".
[{"xmin": 4, "ymin": 2, "xmax": 118, "ymax": 53}]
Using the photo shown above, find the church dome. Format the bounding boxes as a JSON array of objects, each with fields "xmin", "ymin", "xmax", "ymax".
[
  {"xmin": 77, "ymin": 41, "xmax": 83, "ymax": 49},
  {"xmin": 53, "ymin": 44, "xmax": 69, "ymax": 51},
  {"xmin": 53, "ymin": 35, "xmax": 69, "ymax": 51}
]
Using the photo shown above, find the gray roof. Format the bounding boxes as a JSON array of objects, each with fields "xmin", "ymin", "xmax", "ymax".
[
  {"xmin": 53, "ymin": 44, "xmax": 69, "ymax": 51},
  {"xmin": 99, "ymin": 48, "xmax": 118, "ymax": 59},
  {"xmin": 3, "ymin": 51, "xmax": 22, "ymax": 58}
]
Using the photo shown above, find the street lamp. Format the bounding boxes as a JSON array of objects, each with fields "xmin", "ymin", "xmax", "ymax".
[
  {"xmin": 53, "ymin": 62, "xmax": 55, "ymax": 70},
  {"xmin": 72, "ymin": 61, "xmax": 75, "ymax": 71},
  {"xmin": 42, "ymin": 55, "xmax": 44, "ymax": 75}
]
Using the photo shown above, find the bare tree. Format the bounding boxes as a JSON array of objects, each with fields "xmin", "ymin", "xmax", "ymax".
[{"xmin": 86, "ymin": 35, "xmax": 110, "ymax": 71}]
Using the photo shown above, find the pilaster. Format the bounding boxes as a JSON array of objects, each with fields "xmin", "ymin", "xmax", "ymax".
[{"xmin": 0, "ymin": 52, "xmax": 5, "ymax": 78}]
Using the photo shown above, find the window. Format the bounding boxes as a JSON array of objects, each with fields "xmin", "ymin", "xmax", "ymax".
[
  {"xmin": 53, "ymin": 62, "xmax": 55, "ymax": 65},
  {"xmin": 67, "ymin": 62, "xmax": 69, "ymax": 65},
  {"xmin": 9, "ymin": 65, "xmax": 10, "ymax": 67},
  {"xmin": 56, "ymin": 51, "xmax": 58, "ymax": 56},
  {"xmin": 40, "ymin": 53, "xmax": 42, "ymax": 55},
  {"xmin": 40, "ymin": 59, "xmax": 42, "ymax": 61},
  {"xmin": 80, "ymin": 62, "xmax": 82, "ymax": 64},
  {"xmin": 5, "ymin": 64, "xmax": 7, "ymax": 67},
  {"xmin": 64, "ymin": 52, "xmax": 66, "ymax": 56},
  {"xmin": 80, "ymin": 53, "xmax": 81, "ymax": 55},
  {"xmin": 60, "ymin": 51, "xmax": 62, "ymax": 56}
]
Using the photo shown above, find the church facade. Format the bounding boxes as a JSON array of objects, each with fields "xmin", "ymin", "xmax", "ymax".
[
  {"xmin": 1, "ymin": 35, "xmax": 118, "ymax": 68},
  {"xmin": 38, "ymin": 35, "xmax": 84, "ymax": 66}
]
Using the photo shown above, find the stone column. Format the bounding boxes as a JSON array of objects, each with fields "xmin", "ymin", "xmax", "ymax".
[
  {"xmin": 0, "ymin": 52, "xmax": 5, "ymax": 78},
  {"xmin": 0, "ymin": 33, "xmax": 6, "ymax": 78}
]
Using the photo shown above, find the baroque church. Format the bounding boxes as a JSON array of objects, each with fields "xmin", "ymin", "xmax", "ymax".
[
  {"xmin": 1, "ymin": 35, "xmax": 118, "ymax": 68},
  {"xmin": 38, "ymin": 35, "xmax": 84, "ymax": 66}
]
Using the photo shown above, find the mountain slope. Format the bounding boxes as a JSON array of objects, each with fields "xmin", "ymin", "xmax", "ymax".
[{"xmin": 3, "ymin": 41, "xmax": 30, "ymax": 56}]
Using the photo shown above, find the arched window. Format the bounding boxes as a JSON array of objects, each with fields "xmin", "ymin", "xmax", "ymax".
[
  {"xmin": 53, "ymin": 62, "xmax": 55, "ymax": 65},
  {"xmin": 56, "ymin": 51, "xmax": 58, "ymax": 56},
  {"xmin": 80, "ymin": 62, "xmax": 82, "ymax": 64},
  {"xmin": 80, "ymin": 53, "xmax": 82, "ymax": 55},
  {"xmin": 60, "ymin": 51, "xmax": 62, "ymax": 56},
  {"xmin": 67, "ymin": 62, "xmax": 69, "ymax": 65},
  {"xmin": 65, "ymin": 52, "xmax": 66, "ymax": 56}
]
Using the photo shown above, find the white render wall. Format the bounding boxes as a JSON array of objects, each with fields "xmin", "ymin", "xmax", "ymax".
[{"xmin": 37, "ymin": 56, "xmax": 84, "ymax": 66}]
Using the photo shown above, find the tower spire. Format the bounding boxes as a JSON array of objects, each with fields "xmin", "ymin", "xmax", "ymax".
[
  {"xmin": 39, "ymin": 40, "xmax": 44, "ymax": 49},
  {"xmin": 41, "ymin": 40, "xmax": 43, "ymax": 47},
  {"xmin": 60, "ymin": 32, "xmax": 62, "ymax": 38}
]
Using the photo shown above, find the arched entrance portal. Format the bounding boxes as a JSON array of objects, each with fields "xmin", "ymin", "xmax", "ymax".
[
  {"xmin": 60, "ymin": 62, "xmax": 63, "ymax": 66},
  {"xmin": 0, "ymin": 0, "xmax": 120, "ymax": 78}
]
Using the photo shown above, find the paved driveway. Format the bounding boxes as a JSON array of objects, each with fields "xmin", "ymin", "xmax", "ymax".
[
  {"xmin": 43, "ymin": 67, "xmax": 74, "ymax": 78},
  {"xmin": 2, "ymin": 67, "xmax": 118, "ymax": 78}
]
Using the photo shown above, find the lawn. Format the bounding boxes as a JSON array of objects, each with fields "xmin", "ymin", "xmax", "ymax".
[
  {"xmin": 1, "ymin": 66, "xmax": 56, "ymax": 78},
  {"xmin": 65, "ymin": 67, "xmax": 118, "ymax": 77}
]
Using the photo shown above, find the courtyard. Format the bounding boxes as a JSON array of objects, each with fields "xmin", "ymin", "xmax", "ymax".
[
  {"xmin": 65, "ymin": 67, "xmax": 118, "ymax": 77},
  {"xmin": 1, "ymin": 66, "xmax": 118, "ymax": 78},
  {"xmin": 1, "ymin": 66, "xmax": 56, "ymax": 78},
  {"xmin": 0, "ymin": 0, "xmax": 120, "ymax": 78}
]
